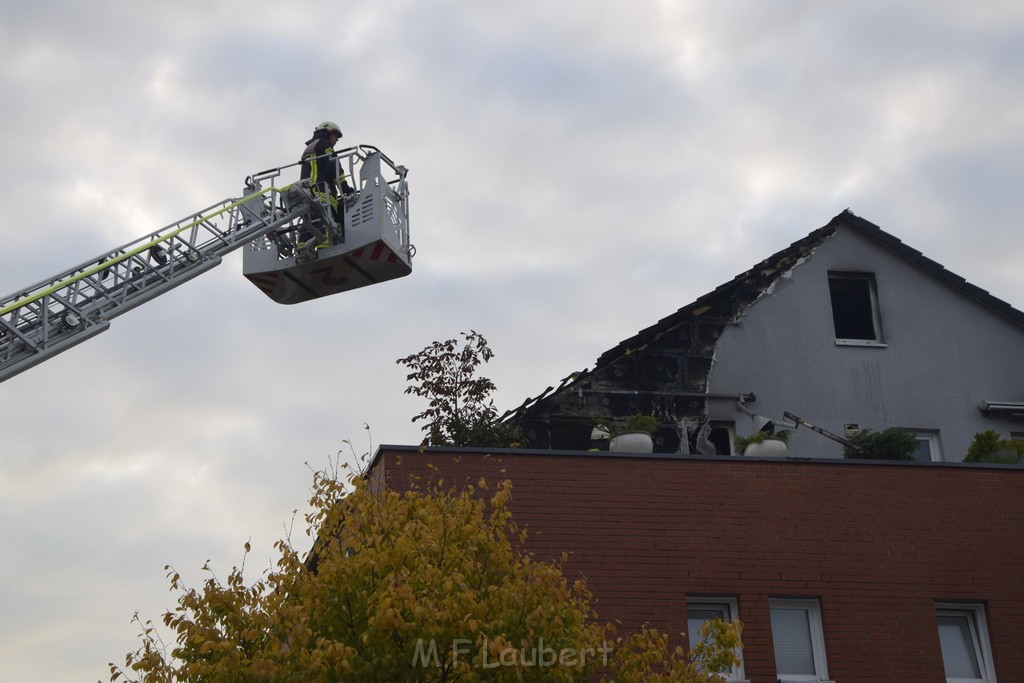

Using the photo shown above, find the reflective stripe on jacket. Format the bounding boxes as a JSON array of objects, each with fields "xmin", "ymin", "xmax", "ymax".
[{"xmin": 300, "ymin": 135, "xmax": 338, "ymax": 192}]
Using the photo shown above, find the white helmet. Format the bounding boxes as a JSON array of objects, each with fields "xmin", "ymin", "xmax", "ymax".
[{"xmin": 314, "ymin": 120, "xmax": 343, "ymax": 137}]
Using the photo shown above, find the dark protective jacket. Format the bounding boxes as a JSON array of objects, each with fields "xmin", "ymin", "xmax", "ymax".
[{"xmin": 300, "ymin": 131, "xmax": 352, "ymax": 196}]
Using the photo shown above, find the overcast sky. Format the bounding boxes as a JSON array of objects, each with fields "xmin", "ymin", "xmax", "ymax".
[{"xmin": 2, "ymin": 1, "xmax": 1022, "ymax": 679}]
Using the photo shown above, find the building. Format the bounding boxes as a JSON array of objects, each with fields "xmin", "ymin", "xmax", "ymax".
[
  {"xmin": 369, "ymin": 445, "xmax": 1024, "ymax": 683},
  {"xmin": 505, "ymin": 211, "xmax": 1024, "ymax": 461},
  {"xmin": 367, "ymin": 212, "xmax": 1024, "ymax": 681}
]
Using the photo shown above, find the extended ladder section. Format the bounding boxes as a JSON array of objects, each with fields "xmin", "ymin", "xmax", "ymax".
[{"xmin": 0, "ymin": 145, "xmax": 412, "ymax": 384}]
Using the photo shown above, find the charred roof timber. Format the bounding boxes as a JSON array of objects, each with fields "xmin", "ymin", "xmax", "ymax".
[{"xmin": 504, "ymin": 210, "xmax": 1024, "ymax": 453}]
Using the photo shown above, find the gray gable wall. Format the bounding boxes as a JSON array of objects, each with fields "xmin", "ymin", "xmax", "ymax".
[{"xmin": 707, "ymin": 226, "xmax": 1024, "ymax": 460}]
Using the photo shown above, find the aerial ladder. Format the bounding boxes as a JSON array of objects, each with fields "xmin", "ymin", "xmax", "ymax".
[{"xmin": 0, "ymin": 145, "xmax": 412, "ymax": 384}]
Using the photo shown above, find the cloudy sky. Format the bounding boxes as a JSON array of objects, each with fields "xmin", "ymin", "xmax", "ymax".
[{"xmin": 1, "ymin": 1, "xmax": 1022, "ymax": 679}]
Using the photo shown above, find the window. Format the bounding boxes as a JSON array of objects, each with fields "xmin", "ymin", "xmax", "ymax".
[
  {"xmin": 769, "ymin": 598, "xmax": 830, "ymax": 682},
  {"xmin": 687, "ymin": 597, "xmax": 745, "ymax": 681},
  {"xmin": 908, "ymin": 430, "xmax": 943, "ymax": 462},
  {"xmin": 707, "ymin": 422, "xmax": 737, "ymax": 455},
  {"xmin": 936, "ymin": 603, "xmax": 997, "ymax": 682},
  {"xmin": 828, "ymin": 272, "xmax": 884, "ymax": 346}
]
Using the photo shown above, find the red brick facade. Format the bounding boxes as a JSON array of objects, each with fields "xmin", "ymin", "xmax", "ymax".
[{"xmin": 369, "ymin": 446, "xmax": 1024, "ymax": 682}]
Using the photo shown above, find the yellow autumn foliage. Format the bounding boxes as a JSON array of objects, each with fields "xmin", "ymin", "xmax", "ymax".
[{"xmin": 111, "ymin": 464, "xmax": 740, "ymax": 682}]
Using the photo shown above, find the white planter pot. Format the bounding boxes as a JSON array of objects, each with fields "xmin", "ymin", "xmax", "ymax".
[
  {"xmin": 743, "ymin": 438, "xmax": 788, "ymax": 457},
  {"xmin": 610, "ymin": 431, "xmax": 654, "ymax": 453}
]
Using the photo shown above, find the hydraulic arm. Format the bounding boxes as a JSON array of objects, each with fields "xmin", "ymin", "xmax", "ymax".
[{"xmin": 0, "ymin": 145, "xmax": 412, "ymax": 384}]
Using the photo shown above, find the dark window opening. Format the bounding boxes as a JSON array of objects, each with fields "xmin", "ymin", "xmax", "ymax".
[
  {"xmin": 828, "ymin": 273, "xmax": 880, "ymax": 341},
  {"xmin": 708, "ymin": 424, "xmax": 734, "ymax": 455}
]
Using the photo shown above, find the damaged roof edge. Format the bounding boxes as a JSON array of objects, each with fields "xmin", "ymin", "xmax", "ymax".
[
  {"xmin": 504, "ymin": 213, "xmax": 844, "ymax": 418},
  {"xmin": 506, "ymin": 210, "xmax": 1024, "ymax": 421},
  {"xmin": 589, "ymin": 213, "xmax": 844, "ymax": 366}
]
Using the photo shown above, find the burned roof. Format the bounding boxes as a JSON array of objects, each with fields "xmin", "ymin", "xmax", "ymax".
[{"xmin": 505, "ymin": 210, "xmax": 1024, "ymax": 428}]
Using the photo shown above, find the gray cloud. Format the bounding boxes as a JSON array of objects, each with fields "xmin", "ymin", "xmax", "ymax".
[{"xmin": 1, "ymin": 1, "xmax": 1023, "ymax": 679}]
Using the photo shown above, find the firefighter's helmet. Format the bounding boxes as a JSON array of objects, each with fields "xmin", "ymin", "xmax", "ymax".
[{"xmin": 314, "ymin": 121, "xmax": 343, "ymax": 137}]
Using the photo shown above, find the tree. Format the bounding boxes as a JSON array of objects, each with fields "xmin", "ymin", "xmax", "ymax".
[
  {"xmin": 609, "ymin": 622, "xmax": 743, "ymax": 683},
  {"xmin": 396, "ymin": 331, "xmax": 522, "ymax": 448},
  {"xmin": 112, "ymin": 461, "xmax": 741, "ymax": 682}
]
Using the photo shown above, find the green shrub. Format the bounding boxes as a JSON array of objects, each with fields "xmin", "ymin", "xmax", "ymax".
[
  {"xmin": 734, "ymin": 429, "xmax": 790, "ymax": 454},
  {"xmin": 625, "ymin": 414, "xmax": 660, "ymax": 434},
  {"xmin": 842, "ymin": 427, "xmax": 917, "ymax": 460},
  {"xmin": 964, "ymin": 430, "xmax": 1024, "ymax": 464},
  {"xmin": 597, "ymin": 414, "xmax": 661, "ymax": 438}
]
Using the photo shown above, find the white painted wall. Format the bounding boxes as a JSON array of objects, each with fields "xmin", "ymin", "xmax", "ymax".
[{"xmin": 706, "ymin": 227, "xmax": 1024, "ymax": 460}]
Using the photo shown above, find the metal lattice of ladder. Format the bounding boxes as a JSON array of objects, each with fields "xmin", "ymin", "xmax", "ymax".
[
  {"xmin": 0, "ymin": 144, "xmax": 413, "ymax": 384},
  {"xmin": 0, "ymin": 184, "xmax": 306, "ymax": 384}
]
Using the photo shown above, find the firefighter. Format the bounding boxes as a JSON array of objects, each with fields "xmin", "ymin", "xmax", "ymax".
[{"xmin": 300, "ymin": 121, "xmax": 354, "ymax": 245}]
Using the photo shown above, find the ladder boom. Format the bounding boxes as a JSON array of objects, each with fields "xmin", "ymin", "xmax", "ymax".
[
  {"xmin": 0, "ymin": 144, "xmax": 412, "ymax": 385},
  {"xmin": 0, "ymin": 184, "xmax": 304, "ymax": 384}
]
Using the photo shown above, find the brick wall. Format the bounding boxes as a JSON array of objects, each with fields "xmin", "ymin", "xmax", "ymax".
[{"xmin": 370, "ymin": 446, "xmax": 1024, "ymax": 683}]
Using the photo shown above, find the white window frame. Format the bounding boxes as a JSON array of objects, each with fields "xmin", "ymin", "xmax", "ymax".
[
  {"xmin": 769, "ymin": 598, "xmax": 832, "ymax": 683},
  {"xmin": 828, "ymin": 272, "xmax": 886, "ymax": 347},
  {"xmin": 907, "ymin": 430, "xmax": 943, "ymax": 462},
  {"xmin": 686, "ymin": 596, "xmax": 746, "ymax": 682},
  {"xmin": 936, "ymin": 602, "xmax": 997, "ymax": 683}
]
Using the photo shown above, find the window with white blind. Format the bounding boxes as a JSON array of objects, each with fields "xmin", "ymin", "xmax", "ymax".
[
  {"xmin": 936, "ymin": 603, "xmax": 996, "ymax": 682},
  {"xmin": 686, "ymin": 597, "xmax": 746, "ymax": 681},
  {"xmin": 769, "ymin": 598, "xmax": 830, "ymax": 682}
]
